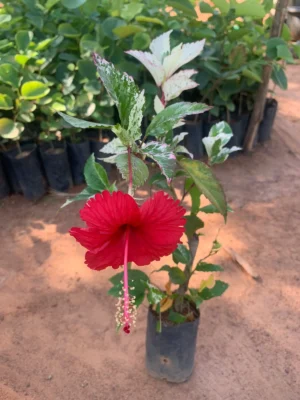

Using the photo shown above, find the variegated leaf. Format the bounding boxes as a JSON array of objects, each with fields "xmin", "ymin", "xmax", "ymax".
[
  {"xmin": 202, "ymin": 121, "xmax": 241, "ymax": 165},
  {"xmin": 100, "ymin": 138, "xmax": 127, "ymax": 154},
  {"xmin": 126, "ymin": 50, "xmax": 165, "ymax": 86},
  {"xmin": 127, "ymin": 89, "xmax": 145, "ymax": 143},
  {"xmin": 149, "ymin": 30, "xmax": 172, "ymax": 63},
  {"xmin": 163, "ymin": 40, "xmax": 205, "ymax": 78},
  {"xmin": 175, "ymin": 145, "xmax": 193, "ymax": 159},
  {"xmin": 116, "ymin": 153, "xmax": 149, "ymax": 188},
  {"xmin": 162, "ymin": 69, "xmax": 198, "ymax": 101},
  {"xmin": 141, "ymin": 141, "xmax": 176, "ymax": 181},
  {"xmin": 154, "ymin": 95, "xmax": 165, "ymax": 114},
  {"xmin": 146, "ymin": 102, "xmax": 211, "ymax": 138},
  {"xmin": 58, "ymin": 112, "xmax": 113, "ymax": 130},
  {"xmin": 172, "ymin": 131, "xmax": 188, "ymax": 147},
  {"xmin": 93, "ymin": 54, "xmax": 140, "ymax": 128}
]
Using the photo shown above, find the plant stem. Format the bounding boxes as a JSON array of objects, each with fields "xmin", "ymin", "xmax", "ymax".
[
  {"xmin": 177, "ymin": 234, "xmax": 199, "ymax": 295},
  {"xmin": 127, "ymin": 147, "xmax": 133, "ymax": 196},
  {"xmin": 98, "ymin": 129, "xmax": 103, "ymax": 142},
  {"xmin": 16, "ymin": 140, "xmax": 22, "ymax": 155}
]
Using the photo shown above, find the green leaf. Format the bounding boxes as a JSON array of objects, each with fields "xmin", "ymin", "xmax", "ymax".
[
  {"xmin": 0, "ymin": 94, "xmax": 13, "ymax": 110},
  {"xmin": 0, "ymin": 118, "xmax": 24, "ymax": 140},
  {"xmin": 45, "ymin": 0, "xmax": 60, "ymax": 10},
  {"xmin": 232, "ymin": 0, "xmax": 266, "ymax": 18},
  {"xmin": 61, "ymin": 0, "xmax": 87, "ymax": 9},
  {"xmin": 84, "ymin": 154, "xmax": 110, "ymax": 192},
  {"xmin": 168, "ymin": 309, "xmax": 186, "ymax": 323},
  {"xmin": 292, "ymin": 43, "xmax": 300, "ymax": 59},
  {"xmin": 146, "ymin": 102, "xmax": 210, "ymax": 138},
  {"xmin": 109, "ymin": 269, "xmax": 149, "ymax": 307},
  {"xmin": 179, "ymin": 158, "xmax": 227, "ymax": 220},
  {"xmin": 0, "ymin": 64, "xmax": 19, "ymax": 88},
  {"xmin": 188, "ymin": 288, "xmax": 204, "ymax": 308},
  {"xmin": 173, "ymin": 244, "xmax": 191, "ymax": 265},
  {"xmin": 78, "ymin": 59, "xmax": 97, "ymax": 81},
  {"xmin": 277, "ymin": 44, "xmax": 294, "ymax": 63},
  {"xmin": 58, "ymin": 23, "xmax": 80, "ymax": 38},
  {"xmin": 146, "ymin": 283, "xmax": 165, "ymax": 305},
  {"xmin": 242, "ymin": 68, "xmax": 262, "ymax": 83},
  {"xmin": 184, "ymin": 214, "xmax": 204, "ymax": 238},
  {"xmin": 21, "ymin": 81, "xmax": 50, "ymax": 100},
  {"xmin": 0, "ymin": 14, "xmax": 11, "ymax": 25},
  {"xmin": 141, "ymin": 141, "xmax": 176, "ymax": 181},
  {"xmin": 15, "ymin": 31, "xmax": 33, "ymax": 52},
  {"xmin": 212, "ymin": 0, "xmax": 230, "ymax": 13},
  {"xmin": 103, "ymin": 17, "xmax": 126, "ymax": 40},
  {"xmin": 133, "ymin": 32, "xmax": 151, "ymax": 50},
  {"xmin": 93, "ymin": 54, "xmax": 140, "ymax": 129},
  {"xmin": 121, "ymin": 3, "xmax": 144, "ymax": 21},
  {"xmin": 185, "ymin": 178, "xmax": 201, "ymax": 214},
  {"xmin": 116, "ymin": 153, "xmax": 149, "ymax": 188},
  {"xmin": 153, "ymin": 265, "xmax": 172, "ymax": 273},
  {"xmin": 228, "ymin": 45, "xmax": 247, "ymax": 69},
  {"xmin": 200, "ymin": 204, "xmax": 233, "ymax": 214},
  {"xmin": 199, "ymin": 280, "xmax": 229, "ymax": 300},
  {"xmin": 195, "ymin": 262, "xmax": 224, "ymax": 272},
  {"xmin": 58, "ymin": 112, "xmax": 113, "ymax": 130},
  {"xmin": 61, "ymin": 186, "xmax": 98, "ymax": 208},
  {"xmin": 271, "ymin": 65, "xmax": 287, "ymax": 90},
  {"xmin": 135, "ymin": 16, "xmax": 164, "ymax": 26},
  {"xmin": 169, "ymin": 267, "xmax": 186, "ymax": 284},
  {"xmin": 113, "ymin": 24, "xmax": 145, "ymax": 38},
  {"xmin": 168, "ymin": 0, "xmax": 197, "ymax": 17},
  {"xmin": 200, "ymin": 1, "xmax": 214, "ymax": 13}
]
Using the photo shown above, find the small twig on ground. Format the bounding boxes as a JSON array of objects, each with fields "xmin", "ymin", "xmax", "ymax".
[{"xmin": 223, "ymin": 246, "xmax": 261, "ymax": 281}]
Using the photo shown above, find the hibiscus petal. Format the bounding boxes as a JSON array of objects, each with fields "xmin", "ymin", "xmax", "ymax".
[
  {"xmin": 80, "ymin": 191, "xmax": 141, "ymax": 231},
  {"xmin": 128, "ymin": 192, "xmax": 186, "ymax": 266},
  {"xmin": 85, "ymin": 227, "xmax": 126, "ymax": 270}
]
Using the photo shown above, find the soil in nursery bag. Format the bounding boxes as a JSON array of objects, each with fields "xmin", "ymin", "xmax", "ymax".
[
  {"xmin": 0, "ymin": 157, "xmax": 10, "ymax": 199},
  {"xmin": 6, "ymin": 146, "xmax": 47, "ymax": 201},
  {"xmin": 146, "ymin": 306, "xmax": 200, "ymax": 383},
  {"xmin": 90, "ymin": 140, "xmax": 111, "ymax": 175},
  {"xmin": 184, "ymin": 117, "xmax": 205, "ymax": 159},
  {"xmin": 40, "ymin": 143, "xmax": 72, "ymax": 192},
  {"xmin": 258, "ymin": 99, "xmax": 278, "ymax": 143},
  {"xmin": 67, "ymin": 141, "xmax": 91, "ymax": 185}
]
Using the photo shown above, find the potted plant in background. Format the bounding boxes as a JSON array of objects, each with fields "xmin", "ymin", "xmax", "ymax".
[
  {"xmin": 59, "ymin": 44, "xmax": 239, "ymax": 382},
  {"xmin": 38, "ymin": 119, "xmax": 73, "ymax": 192},
  {"xmin": 0, "ymin": 59, "xmax": 49, "ymax": 200}
]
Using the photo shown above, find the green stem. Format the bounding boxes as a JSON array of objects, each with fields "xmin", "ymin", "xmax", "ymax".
[{"xmin": 177, "ymin": 234, "xmax": 199, "ymax": 295}]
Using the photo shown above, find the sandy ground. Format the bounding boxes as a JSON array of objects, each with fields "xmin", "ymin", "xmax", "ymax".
[{"xmin": 1, "ymin": 66, "xmax": 300, "ymax": 400}]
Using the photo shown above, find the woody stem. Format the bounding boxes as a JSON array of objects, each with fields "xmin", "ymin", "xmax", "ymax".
[{"xmin": 127, "ymin": 147, "xmax": 133, "ymax": 196}]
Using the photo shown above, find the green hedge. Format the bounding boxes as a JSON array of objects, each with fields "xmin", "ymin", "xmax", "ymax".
[{"xmin": 0, "ymin": 0, "xmax": 296, "ymax": 144}]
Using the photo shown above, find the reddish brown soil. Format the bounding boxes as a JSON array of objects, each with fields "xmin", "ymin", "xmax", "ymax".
[{"xmin": 1, "ymin": 66, "xmax": 300, "ymax": 400}]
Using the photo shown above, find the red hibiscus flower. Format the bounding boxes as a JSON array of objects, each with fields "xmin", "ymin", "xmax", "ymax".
[{"xmin": 70, "ymin": 190, "xmax": 186, "ymax": 270}]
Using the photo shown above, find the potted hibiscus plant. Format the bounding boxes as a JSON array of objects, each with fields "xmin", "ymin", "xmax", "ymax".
[{"xmin": 59, "ymin": 33, "xmax": 238, "ymax": 383}]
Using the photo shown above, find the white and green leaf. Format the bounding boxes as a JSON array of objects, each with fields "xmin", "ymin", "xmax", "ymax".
[
  {"xmin": 93, "ymin": 54, "xmax": 140, "ymax": 127},
  {"xmin": 141, "ymin": 141, "xmax": 176, "ymax": 181},
  {"xmin": 58, "ymin": 112, "xmax": 113, "ymax": 130},
  {"xmin": 163, "ymin": 40, "xmax": 205, "ymax": 78},
  {"xmin": 146, "ymin": 102, "xmax": 210, "ymax": 138},
  {"xmin": 149, "ymin": 30, "xmax": 172, "ymax": 63},
  {"xmin": 126, "ymin": 50, "xmax": 165, "ymax": 86},
  {"xmin": 116, "ymin": 153, "xmax": 149, "ymax": 188},
  {"xmin": 162, "ymin": 69, "xmax": 198, "ymax": 102}
]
